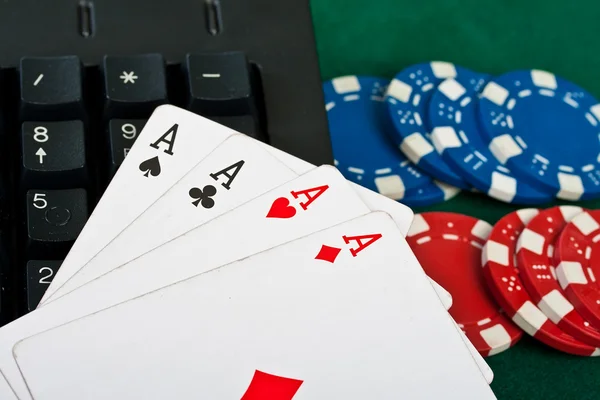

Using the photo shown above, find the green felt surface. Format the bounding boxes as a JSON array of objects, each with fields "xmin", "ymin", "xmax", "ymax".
[{"xmin": 310, "ymin": 0, "xmax": 600, "ymax": 398}]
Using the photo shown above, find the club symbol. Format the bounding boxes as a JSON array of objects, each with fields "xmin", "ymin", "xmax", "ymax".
[{"xmin": 189, "ymin": 185, "xmax": 217, "ymax": 209}]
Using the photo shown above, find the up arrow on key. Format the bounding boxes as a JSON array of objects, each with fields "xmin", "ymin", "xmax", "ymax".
[{"xmin": 36, "ymin": 148, "xmax": 47, "ymax": 164}]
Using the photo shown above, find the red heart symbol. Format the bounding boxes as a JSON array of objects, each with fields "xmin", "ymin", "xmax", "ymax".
[{"xmin": 266, "ymin": 197, "xmax": 296, "ymax": 219}]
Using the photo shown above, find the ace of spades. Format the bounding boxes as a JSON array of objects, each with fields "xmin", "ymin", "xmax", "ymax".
[{"xmin": 138, "ymin": 123, "xmax": 178, "ymax": 177}]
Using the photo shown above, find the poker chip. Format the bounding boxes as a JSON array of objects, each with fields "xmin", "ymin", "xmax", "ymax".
[
  {"xmin": 515, "ymin": 206, "xmax": 600, "ymax": 346},
  {"xmin": 384, "ymin": 62, "xmax": 471, "ymax": 189},
  {"xmin": 401, "ymin": 180, "xmax": 460, "ymax": 207},
  {"xmin": 478, "ymin": 70, "xmax": 600, "ymax": 201},
  {"xmin": 428, "ymin": 72, "xmax": 553, "ymax": 204},
  {"xmin": 482, "ymin": 209, "xmax": 600, "ymax": 356},
  {"xmin": 407, "ymin": 212, "xmax": 522, "ymax": 356},
  {"xmin": 324, "ymin": 75, "xmax": 435, "ymax": 200},
  {"xmin": 555, "ymin": 210, "xmax": 600, "ymax": 330}
]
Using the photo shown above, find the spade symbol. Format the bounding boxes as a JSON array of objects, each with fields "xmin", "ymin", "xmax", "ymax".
[
  {"xmin": 189, "ymin": 185, "xmax": 217, "ymax": 209},
  {"xmin": 139, "ymin": 156, "xmax": 161, "ymax": 178}
]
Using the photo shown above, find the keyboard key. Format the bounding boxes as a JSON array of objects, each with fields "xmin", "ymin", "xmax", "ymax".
[
  {"xmin": 20, "ymin": 121, "xmax": 88, "ymax": 190},
  {"xmin": 107, "ymin": 119, "xmax": 147, "ymax": 177},
  {"xmin": 26, "ymin": 189, "xmax": 88, "ymax": 259},
  {"xmin": 209, "ymin": 115, "xmax": 262, "ymax": 141},
  {"xmin": 184, "ymin": 52, "xmax": 255, "ymax": 116},
  {"xmin": 25, "ymin": 260, "xmax": 62, "ymax": 312},
  {"xmin": 102, "ymin": 54, "xmax": 168, "ymax": 118},
  {"xmin": 19, "ymin": 56, "xmax": 84, "ymax": 120}
]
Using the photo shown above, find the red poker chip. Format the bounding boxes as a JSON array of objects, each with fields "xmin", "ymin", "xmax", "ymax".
[
  {"xmin": 483, "ymin": 209, "xmax": 600, "ymax": 356},
  {"xmin": 515, "ymin": 206, "xmax": 600, "ymax": 347},
  {"xmin": 555, "ymin": 210, "xmax": 600, "ymax": 331},
  {"xmin": 407, "ymin": 212, "xmax": 522, "ymax": 357}
]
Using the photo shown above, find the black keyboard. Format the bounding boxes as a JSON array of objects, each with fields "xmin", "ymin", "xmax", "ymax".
[{"xmin": 0, "ymin": 0, "xmax": 332, "ymax": 322}]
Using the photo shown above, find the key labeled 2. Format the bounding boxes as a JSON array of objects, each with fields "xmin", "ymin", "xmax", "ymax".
[
  {"xmin": 20, "ymin": 121, "xmax": 88, "ymax": 190},
  {"xmin": 26, "ymin": 189, "xmax": 88, "ymax": 259},
  {"xmin": 26, "ymin": 260, "xmax": 62, "ymax": 312}
]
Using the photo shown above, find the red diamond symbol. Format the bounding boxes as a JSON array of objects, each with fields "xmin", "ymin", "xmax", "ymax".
[
  {"xmin": 315, "ymin": 244, "xmax": 342, "ymax": 263},
  {"xmin": 241, "ymin": 370, "xmax": 303, "ymax": 400}
]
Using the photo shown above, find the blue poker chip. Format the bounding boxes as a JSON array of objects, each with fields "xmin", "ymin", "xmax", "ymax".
[
  {"xmin": 427, "ymin": 70, "xmax": 554, "ymax": 204},
  {"xmin": 402, "ymin": 180, "xmax": 460, "ymax": 207},
  {"xmin": 385, "ymin": 62, "xmax": 472, "ymax": 189},
  {"xmin": 478, "ymin": 70, "xmax": 600, "ymax": 201},
  {"xmin": 323, "ymin": 75, "xmax": 435, "ymax": 201}
]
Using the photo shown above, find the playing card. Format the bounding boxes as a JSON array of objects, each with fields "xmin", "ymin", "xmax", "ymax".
[
  {"xmin": 13, "ymin": 212, "xmax": 495, "ymax": 399},
  {"xmin": 40, "ymin": 105, "xmax": 238, "ymax": 303}
]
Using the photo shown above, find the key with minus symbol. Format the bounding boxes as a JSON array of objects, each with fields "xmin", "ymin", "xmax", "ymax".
[{"xmin": 184, "ymin": 52, "xmax": 256, "ymax": 116}]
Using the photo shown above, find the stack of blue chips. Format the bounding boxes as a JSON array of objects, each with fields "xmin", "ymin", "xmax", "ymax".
[{"xmin": 323, "ymin": 62, "xmax": 600, "ymax": 207}]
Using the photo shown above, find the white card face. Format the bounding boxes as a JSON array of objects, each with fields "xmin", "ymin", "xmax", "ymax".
[
  {"xmin": 47, "ymin": 134, "xmax": 299, "ymax": 299},
  {"xmin": 40, "ymin": 105, "xmax": 237, "ymax": 303},
  {"xmin": 13, "ymin": 213, "xmax": 495, "ymax": 400}
]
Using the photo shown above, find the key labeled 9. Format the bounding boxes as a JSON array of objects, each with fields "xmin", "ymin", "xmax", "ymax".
[{"xmin": 107, "ymin": 119, "xmax": 147, "ymax": 177}]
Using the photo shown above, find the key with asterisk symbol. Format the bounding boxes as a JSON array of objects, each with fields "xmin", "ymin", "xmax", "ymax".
[{"xmin": 102, "ymin": 54, "xmax": 168, "ymax": 118}]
